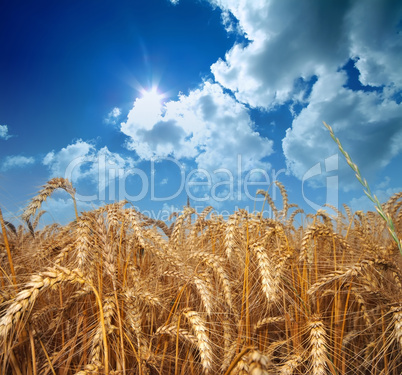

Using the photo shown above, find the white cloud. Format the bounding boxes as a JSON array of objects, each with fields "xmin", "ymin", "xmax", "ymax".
[
  {"xmin": 42, "ymin": 140, "xmax": 137, "ymax": 199},
  {"xmin": 282, "ymin": 70, "xmax": 402, "ymax": 190},
  {"xmin": 104, "ymin": 107, "xmax": 122, "ymax": 125},
  {"xmin": 120, "ymin": 81, "xmax": 274, "ymax": 203},
  {"xmin": 40, "ymin": 197, "xmax": 97, "ymax": 226},
  {"xmin": 121, "ymin": 81, "xmax": 273, "ymax": 175},
  {"xmin": 38, "ymin": 140, "xmax": 138, "ymax": 225},
  {"xmin": 112, "ymin": 107, "xmax": 122, "ymax": 117},
  {"xmin": 220, "ymin": 10, "xmax": 242, "ymax": 34},
  {"xmin": 349, "ymin": 186, "xmax": 402, "ymax": 214},
  {"xmin": 43, "ymin": 140, "xmax": 95, "ymax": 182},
  {"xmin": 210, "ymin": 0, "xmax": 351, "ymax": 108},
  {"xmin": 209, "ymin": 0, "xmax": 402, "ymax": 107},
  {"xmin": 0, "ymin": 125, "xmax": 12, "ymax": 140},
  {"xmin": 114, "ymin": 0, "xmax": 402, "ymax": 208},
  {"xmin": 376, "ymin": 176, "xmax": 391, "ymax": 190},
  {"xmin": 204, "ymin": 0, "xmax": 402, "ymax": 188},
  {"xmin": 347, "ymin": 1, "xmax": 402, "ymax": 88},
  {"xmin": 1, "ymin": 155, "xmax": 35, "ymax": 171}
]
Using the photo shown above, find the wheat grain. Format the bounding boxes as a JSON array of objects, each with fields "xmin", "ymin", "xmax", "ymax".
[
  {"xmin": 124, "ymin": 291, "xmax": 148, "ymax": 360},
  {"xmin": 279, "ymin": 354, "xmax": 301, "ymax": 374},
  {"xmin": 0, "ymin": 266, "xmax": 86, "ymax": 343},
  {"xmin": 235, "ymin": 354, "xmax": 249, "ymax": 375},
  {"xmin": 308, "ymin": 317, "xmax": 328, "ymax": 375},
  {"xmin": 287, "ymin": 208, "xmax": 304, "ymax": 227},
  {"xmin": 248, "ymin": 349, "xmax": 270, "ymax": 375},
  {"xmin": 190, "ymin": 251, "xmax": 233, "ymax": 310},
  {"xmin": 23, "ymin": 177, "xmax": 77, "ymax": 222},
  {"xmin": 384, "ymin": 192, "xmax": 402, "ymax": 217},
  {"xmin": 74, "ymin": 214, "xmax": 95, "ymax": 272},
  {"xmin": 125, "ymin": 208, "xmax": 147, "ymax": 249},
  {"xmin": 274, "ymin": 181, "xmax": 289, "ymax": 221},
  {"xmin": 105, "ymin": 200, "xmax": 127, "ymax": 229},
  {"xmin": 154, "ymin": 323, "xmax": 198, "ymax": 348},
  {"xmin": 392, "ymin": 306, "xmax": 402, "ymax": 348},
  {"xmin": 189, "ymin": 206, "xmax": 214, "ymax": 240},
  {"xmin": 222, "ymin": 340, "xmax": 238, "ymax": 373},
  {"xmin": 221, "ymin": 316, "xmax": 236, "ymax": 372},
  {"xmin": 224, "ymin": 213, "xmax": 241, "ymax": 260},
  {"xmin": 3, "ymin": 175, "xmax": 402, "ymax": 373},
  {"xmin": 324, "ymin": 122, "xmax": 402, "ymax": 256},
  {"xmin": 300, "ymin": 224, "xmax": 349, "ymax": 265},
  {"xmin": 251, "ymin": 244, "xmax": 277, "ymax": 304},
  {"xmin": 170, "ymin": 207, "xmax": 195, "ymax": 250},
  {"xmin": 314, "ymin": 209, "xmax": 334, "ymax": 229},
  {"xmin": 182, "ymin": 308, "xmax": 213, "ymax": 374},
  {"xmin": 192, "ymin": 274, "xmax": 214, "ymax": 316},
  {"xmin": 307, "ymin": 258, "xmax": 393, "ymax": 295},
  {"xmin": 256, "ymin": 189, "xmax": 279, "ymax": 219},
  {"xmin": 254, "ymin": 316, "xmax": 286, "ymax": 332}
]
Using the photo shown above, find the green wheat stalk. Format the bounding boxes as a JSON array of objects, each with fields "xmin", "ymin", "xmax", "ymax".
[{"xmin": 323, "ymin": 121, "xmax": 402, "ymax": 257}]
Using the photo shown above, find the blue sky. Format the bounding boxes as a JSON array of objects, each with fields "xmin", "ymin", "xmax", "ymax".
[{"xmin": 1, "ymin": 0, "xmax": 402, "ymax": 226}]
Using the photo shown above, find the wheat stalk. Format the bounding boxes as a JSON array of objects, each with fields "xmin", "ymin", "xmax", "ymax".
[
  {"xmin": 0, "ymin": 206, "xmax": 16, "ymax": 288},
  {"xmin": 324, "ymin": 122, "xmax": 402, "ymax": 256},
  {"xmin": 2, "ymin": 172, "xmax": 402, "ymax": 373}
]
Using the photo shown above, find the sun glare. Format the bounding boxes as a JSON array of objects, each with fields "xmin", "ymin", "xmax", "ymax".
[{"xmin": 140, "ymin": 86, "xmax": 165, "ymax": 104}]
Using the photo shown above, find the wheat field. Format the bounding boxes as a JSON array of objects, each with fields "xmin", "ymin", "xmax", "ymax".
[{"xmin": 1, "ymin": 178, "xmax": 402, "ymax": 374}]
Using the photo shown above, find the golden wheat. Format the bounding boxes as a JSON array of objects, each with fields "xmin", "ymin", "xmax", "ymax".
[
  {"xmin": 22, "ymin": 177, "xmax": 78, "ymax": 223},
  {"xmin": 1, "ymin": 178, "xmax": 402, "ymax": 374}
]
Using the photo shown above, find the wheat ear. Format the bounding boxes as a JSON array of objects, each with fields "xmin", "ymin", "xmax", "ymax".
[
  {"xmin": 252, "ymin": 244, "xmax": 277, "ymax": 304},
  {"xmin": 23, "ymin": 177, "xmax": 78, "ymax": 222},
  {"xmin": 248, "ymin": 349, "xmax": 270, "ymax": 375},
  {"xmin": 308, "ymin": 317, "xmax": 328, "ymax": 375},
  {"xmin": 392, "ymin": 306, "xmax": 402, "ymax": 349},
  {"xmin": 0, "ymin": 267, "xmax": 86, "ymax": 343},
  {"xmin": 182, "ymin": 309, "xmax": 213, "ymax": 374},
  {"xmin": 0, "ymin": 266, "xmax": 109, "ymax": 374},
  {"xmin": 279, "ymin": 355, "xmax": 302, "ymax": 374}
]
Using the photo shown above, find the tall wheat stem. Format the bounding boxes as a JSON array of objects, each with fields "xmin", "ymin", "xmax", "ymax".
[
  {"xmin": 324, "ymin": 121, "xmax": 402, "ymax": 256},
  {"xmin": 0, "ymin": 206, "xmax": 17, "ymax": 288}
]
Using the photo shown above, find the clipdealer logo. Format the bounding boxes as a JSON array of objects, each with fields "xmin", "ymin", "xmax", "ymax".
[
  {"xmin": 63, "ymin": 153, "xmax": 339, "ymax": 213},
  {"xmin": 63, "ymin": 154, "xmax": 287, "ymax": 203},
  {"xmin": 301, "ymin": 154, "xmax": 338, "ymax": 211}
]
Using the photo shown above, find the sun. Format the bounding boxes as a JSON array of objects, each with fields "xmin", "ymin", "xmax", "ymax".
[{"xmin": 140, "ymin": 86, "xmax": 165, "ymax": 104}]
